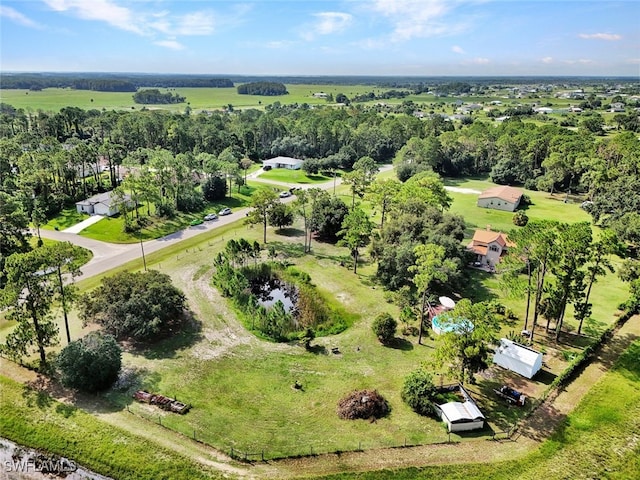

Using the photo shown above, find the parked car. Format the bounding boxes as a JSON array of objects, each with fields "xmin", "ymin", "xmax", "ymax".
[
  {"xmin": 190, "ymin": 219, "xmax": 203, "ymax": 226},
  {"xmin": 218, "ymin": 207, "xmax": 232, "ymax": 216},
  {"xmin": 204, "ymin": 213, "xmax": 218, "ymax": 221},
  {"xmin": 279, "ymin": 191, "xmax": 292, "ymax": 198}
]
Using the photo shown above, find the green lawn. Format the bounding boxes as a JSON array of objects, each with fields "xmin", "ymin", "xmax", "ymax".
[
  {"xmin": 0, "ymin": 376, "xmax": 225, "ymax": 480},
  {"xmin": 258, "ymin": 168, "xmax": 334, "ymax": 184},
  {"xmin": 320, "ymin": 338, "xmax": 640, "ymax": 480},
  {"xmin": 42, "ymin": 208, "xmax": 89, "ymax": 231}
]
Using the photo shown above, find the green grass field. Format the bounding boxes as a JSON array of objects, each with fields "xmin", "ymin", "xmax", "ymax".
[{"xmin": 0, "ymin": 84, "xmax": 395, "ymax": 113}]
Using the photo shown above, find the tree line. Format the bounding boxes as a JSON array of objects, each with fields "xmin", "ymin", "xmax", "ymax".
[{"xmin": 0, "ymin": 73, "xmax": 233, "ymax": 91}]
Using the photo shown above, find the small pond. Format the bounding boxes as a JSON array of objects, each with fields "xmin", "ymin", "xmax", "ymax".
[{"xmin": 250, "ymin": 277, "xmax": 297, "ymax": 314}]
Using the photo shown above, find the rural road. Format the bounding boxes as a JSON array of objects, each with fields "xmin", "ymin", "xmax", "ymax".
[{"xmin": 39, "ymin": 165, "xmax": 394, "ymax": 280}]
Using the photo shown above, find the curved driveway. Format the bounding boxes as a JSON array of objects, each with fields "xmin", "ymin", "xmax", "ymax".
[{"xmin": 40, "ymin": 165, "xmax": 393, "ymax": 280}]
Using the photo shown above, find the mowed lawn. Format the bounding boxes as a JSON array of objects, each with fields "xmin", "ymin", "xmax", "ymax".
[{"xmin": 258, "ymin": 168, "xmax": 335, "ymax": 184}]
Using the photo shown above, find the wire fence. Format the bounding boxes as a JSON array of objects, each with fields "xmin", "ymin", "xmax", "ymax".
[{"xmin": 124, "ymin": 400, "xmax": 517, "ymax": 463}]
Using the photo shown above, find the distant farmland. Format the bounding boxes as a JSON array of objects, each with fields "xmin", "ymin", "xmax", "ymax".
[{"xmin": 0, "ymin": 84, "xmax": 404, "ymax": 112}]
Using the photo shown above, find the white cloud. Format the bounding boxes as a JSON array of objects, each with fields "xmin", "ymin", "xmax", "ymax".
[
  {"xmin": 313, "ymin": 12, "xmax": 353, "ymax": 35},
  {"xmin": 0, "ymin": 5, "xmax": 42, "ymax": 29},
  {"xmin": 472, "ymin": 57, "xmax": 490, "ymax": 64},
  {"xmin": 173, "ymin": 12, "xmax": 215, "ymax": 36},
  {"xmin": 153, "ymin": 39, "xmax": 185, "ymax": 51},
  {"xmin": 451, "ymin": 45, "xmax": 465, "ymax": 54},
  {"xmin": 564, "ymin": 58, "xmax": 595, "ymax": 65},
  {"xmin": 43, "ymin": 0, "xmax": 219, "ymax": 39},
  {"xmin": 43, "ymin": 0, "xmax": 142, "ymax": 34},
  {"xmin": 578, "ymin": 33, "xmax": 621, "ymax": 41},
  {"xmin": 541, "ymin": 56, "xmax": 553, "ymax": 64},
  {"xmin": 627, "ymin": 58, "xmax": 640, "ymax": 65},
  {"xmin": 368, "ymin": 0, "xmax": 470, "ymax": 42}
]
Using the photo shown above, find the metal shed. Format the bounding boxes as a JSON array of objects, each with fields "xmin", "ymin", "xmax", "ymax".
[{"xmin": 493, "ymin": 338, "xmax": 543, "ymax": 379}]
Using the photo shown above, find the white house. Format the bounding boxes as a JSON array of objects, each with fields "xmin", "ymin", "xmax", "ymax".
[
  {"xmin": 493, "ymin": 338, "xmax": 543, "ymax": 379},
  {"xmin": 437, "ymin": 385, "xmax": 485, "ymax": 432},
  {"xmin": 263, "ymin": 156, "xmax": 304, "ymax": 170},
  {"xmin": 467, "ymin": 229, "xmax": 513, "ymax": 268},
  {"xmin": 534, "ymin": 107, "xmax": 554, "ymax": 114},
  {"xmin": 477, "ymin": 185, "xmax": 523, "ymax": 212},
  {"xmin": 75, "ymin": 191, "xmax": 132, "ymax": 217}
]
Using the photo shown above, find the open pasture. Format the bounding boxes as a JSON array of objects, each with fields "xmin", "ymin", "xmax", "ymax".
[{"xmin": 0, "ymin": 84, "xmax": 396, "ymax": 113}]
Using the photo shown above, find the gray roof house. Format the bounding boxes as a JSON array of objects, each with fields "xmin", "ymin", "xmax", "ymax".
[
  {"xmin": 263, "ymin": 156, "xmax": 304, "ymax": 170},
  {"xmin": 75, "ymin": 191, "xmax": 132, "ymax": 217}
]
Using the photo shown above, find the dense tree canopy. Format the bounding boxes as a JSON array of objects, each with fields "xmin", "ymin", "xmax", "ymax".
[
  {"xmin": 80, "ymin": 270, "xmax": 187, "ymax": 342},
  {"xmin": 57, "ymin": 332, "xmax": 122, "ymax": 392}
]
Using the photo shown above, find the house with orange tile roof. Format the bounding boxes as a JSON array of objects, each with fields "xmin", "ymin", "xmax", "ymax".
[
  {"xmin": 477, "ymin": 185, "xmax": 523, "ymax": 212},
  {"xmin": 467, "ymin": 229, "xmax": 513, "ymax": 267}
]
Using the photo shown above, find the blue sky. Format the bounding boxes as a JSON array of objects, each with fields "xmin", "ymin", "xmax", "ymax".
[{"xmin": 1, "ymin": 1, "xmax": 639, "ymax": 76}]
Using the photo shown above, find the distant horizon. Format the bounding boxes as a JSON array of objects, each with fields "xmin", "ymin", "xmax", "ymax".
[{"xmin": 2, "ymin": 71, "xmax": 638, "ymax": 81}]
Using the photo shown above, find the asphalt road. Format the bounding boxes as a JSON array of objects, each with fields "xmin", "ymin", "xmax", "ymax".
[{"xmin": 38, "ymin": 166, "xmax": 393, "ymax": 280}]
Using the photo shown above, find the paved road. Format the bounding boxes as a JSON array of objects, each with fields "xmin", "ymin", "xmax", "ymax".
[{"xmin": 39, "ymin": 165, "xmax": 393, "ymax": 280}]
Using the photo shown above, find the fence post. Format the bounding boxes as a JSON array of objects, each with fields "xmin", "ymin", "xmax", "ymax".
[
  {"xmin": 193, "ymin": 429, "xmax": 196, "ymax": 441},
  {"xmin": 230, "ymin": 447, "xmax": 234, "ymax": 458},
  {"xmin": 358, "ymin": 441, "xmax": 361, "ymax": 450},
  {"xmin": 310, "ymin": 446, "xmax": 313, "ymax": 456},
  {"xmin": 261, "ymin": 450, "xmax": 264, "ymax": 462},
  {"xmin": 158, "ymin": 415, "xmax": 162, "ymax": 426},
  {"xmin": 404, "ymin": 437, "xmax": 407, "ymax": 447}
]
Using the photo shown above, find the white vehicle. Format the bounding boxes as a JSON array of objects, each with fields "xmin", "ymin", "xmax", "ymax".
[
  {"xmin": 218, "ymin": 207, "xmax": 232, "ymax": 216},
  {"xmin": 279, "ymin": 191, "xmax": 292, "ymax": 198}
]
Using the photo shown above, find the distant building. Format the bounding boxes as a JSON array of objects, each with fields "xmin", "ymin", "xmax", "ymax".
[
  {"xmin": 75, "ymin": 191, "xmax": 132, "ymax": 217},
  {"xmin": 262, "ymin": 156, "xmax": 304, "ymax": 170},
  {"xmin": 477, "ymin": 185, "xmax": 523, "ymax": 212}
]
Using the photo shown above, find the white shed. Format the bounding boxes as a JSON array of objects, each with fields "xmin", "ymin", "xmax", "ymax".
[
  {"xmin": 438, "ymin": 399, "xmax": 485, "ymax": 432},
  {"xmin": 493, "ymin": 338, "xmax": 543, "ymax": 379}
]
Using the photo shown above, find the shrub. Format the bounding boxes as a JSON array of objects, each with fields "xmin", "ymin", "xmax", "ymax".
[
  {"xmin": 57, "ymin": 332, "xmax": 121, "ymax": 392},
  {"xmin": 337, "ymin": 389, "xmax": 389, "ymax": 420},
  {"xmin": 372, "ymin": 313, "xmax": 397, "ymax": 344},
  {"xmin": 401, "ymin": 368, "xmax": 438, "ymax": 416},
  {"xmin": 513, "ymin": 211, "xmax": 529, "ymax": 226}
]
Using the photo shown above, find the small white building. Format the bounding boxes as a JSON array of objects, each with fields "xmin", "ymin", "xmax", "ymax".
[
  {"xmin": 477, "ymin": 185, "xmax": 523, "ymax": 212},
  {"xmin": 437, "ymin": 385, "xmax": 485, "ymax": 432},
  {"xmin": 263, "ymin": 156, "xmax": 304, "ymax": 170},
  {"xmin": 75, "ymin": 191, "xmax": 132, "ymax": 217},
  {"xmin": 493, "ymin": 338, "xmax": 543, "ymax": 379}
]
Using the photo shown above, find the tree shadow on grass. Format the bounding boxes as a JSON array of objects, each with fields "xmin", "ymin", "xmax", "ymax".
[
  {"xmin": 386, "ymin": 337, "xmax": 414, "ymax": 351},
  {"xmin": 307, "ymin": 344, "xmax": 328, "ymax": 355},
  {"xmin": 275, "ymin": 227, "xmax": 305, "ymax": 238},
  {"xmin": 134, "ymin": 312, "xmax": 204, "ymax": 360},
  {"xmin": 457, "ymin": 269, "xmax": 499, "ymax": 303},
  {"xmin": 22, "ymin": 377, "xmax": 54, "ymax": 410},
  {"xmin": 269, "ymin": 241, "xmax": 306, "ymax": 258}
]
